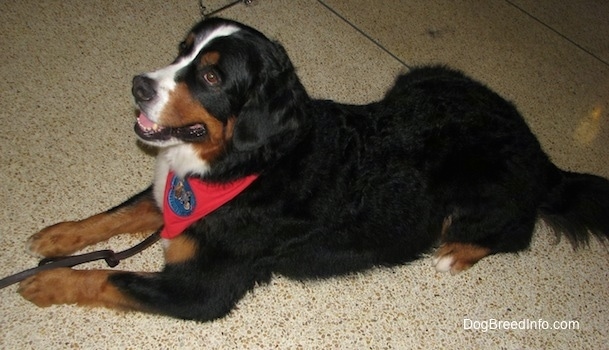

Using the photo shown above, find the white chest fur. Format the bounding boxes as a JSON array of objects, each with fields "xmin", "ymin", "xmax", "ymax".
[{"xmin": 152, "ymin": 145, "xmax": 212, "ymax": 209}]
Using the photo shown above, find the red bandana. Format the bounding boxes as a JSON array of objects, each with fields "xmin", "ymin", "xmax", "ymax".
[{"xmin": 161, "ymin": 171, "xmax": 259, "ymax": 239}]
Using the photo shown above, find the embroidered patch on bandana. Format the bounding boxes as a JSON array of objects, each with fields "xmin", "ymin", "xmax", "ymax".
[{"xmin": 167, "ymin": 175, "xmax": 196, "ymax": 217}]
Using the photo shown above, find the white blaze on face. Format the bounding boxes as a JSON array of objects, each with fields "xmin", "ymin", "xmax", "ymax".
[{"xmin": 143, "ymin": 25, "xmax": 240, "ymax": 123}]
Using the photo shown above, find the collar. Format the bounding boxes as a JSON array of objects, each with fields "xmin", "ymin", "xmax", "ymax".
[{"xmin": 161, "ymin": 172, "xmax": 259, "ymax": 239}]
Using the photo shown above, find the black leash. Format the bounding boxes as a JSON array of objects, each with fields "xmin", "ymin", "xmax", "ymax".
[
  {"xmin": 0, "ymin": 230, "xmax": 161, "ymax": 290},
  {"xmin": 199, "ymin": 0, "xmax": 257, "ymax": 18}
]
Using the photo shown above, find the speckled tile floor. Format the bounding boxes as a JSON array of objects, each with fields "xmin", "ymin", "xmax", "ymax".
[{"xmin": 1, "ymin": 0, "xmax": 607, "ymax": 349}]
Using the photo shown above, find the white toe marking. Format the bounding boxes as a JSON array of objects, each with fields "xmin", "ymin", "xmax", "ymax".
[
  {"xmin": 433, "ymin": 255, "xmax": 454, "ymax": 273},
  {"xmin": 25, "ymin": 237, "xmax": 43, "ymax": 258}
]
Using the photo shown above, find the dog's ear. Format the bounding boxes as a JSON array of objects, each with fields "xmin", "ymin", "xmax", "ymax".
[{"xmin": 231, "ymin": 41, "xmax": 309, "ymax": 153}]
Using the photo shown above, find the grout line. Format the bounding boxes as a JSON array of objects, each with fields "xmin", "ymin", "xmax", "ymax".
[
  {"xmin": 317, "ymin": 0, "xmax": 412, "ymax": 69},
  {"xmin": 505, "ymin": 0, "xmax": 609, "ymax": 67}
]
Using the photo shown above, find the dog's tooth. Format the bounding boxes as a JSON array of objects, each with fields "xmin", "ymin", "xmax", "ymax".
[{"xmin": 152, "ymin": 123, "xmax": 159, "ymax": 131}]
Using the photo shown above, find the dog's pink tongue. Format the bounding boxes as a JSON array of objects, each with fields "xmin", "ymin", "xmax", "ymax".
[{"xmin": 137, "ymin": 113, "xmax": 157, "ymax": 129}]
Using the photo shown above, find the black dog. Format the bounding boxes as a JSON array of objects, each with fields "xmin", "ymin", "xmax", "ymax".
[{"xmin": 20, "ymin": 18, "xmax": 609, "ymax": 321}]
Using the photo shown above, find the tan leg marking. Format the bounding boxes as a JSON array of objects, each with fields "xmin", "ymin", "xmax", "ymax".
[
  {"xmin": 432, "ymin": 242, "xmax": 491, "ymax": 274},
  {"xmin": 18, "ymin": 268, "xmax": 144, "ymax": 311},
  {"xmin": 28, "ymin": 198, "xmax": 163, "ymax": 257},
  {"xmin": 163, "ymin": 235, "xmax": 198, "ymax": 265}
]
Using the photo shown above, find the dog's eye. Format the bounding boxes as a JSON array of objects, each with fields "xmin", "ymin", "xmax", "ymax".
[{"xmin": 202, "ymin": 71, "xmax": 221, "ymax": 86}]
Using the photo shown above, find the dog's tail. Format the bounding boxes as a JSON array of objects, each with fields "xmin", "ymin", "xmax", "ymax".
[{"xmin": 539, "ymin": 163, "xmax": 609, "ymax": 247}]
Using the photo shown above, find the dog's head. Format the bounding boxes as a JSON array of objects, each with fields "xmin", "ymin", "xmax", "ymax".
[{"xmin": 133, "ymin": 18, "xmax": 309, "ymax": 180}]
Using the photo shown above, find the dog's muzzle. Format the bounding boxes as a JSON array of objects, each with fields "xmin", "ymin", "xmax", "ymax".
[{"xmin": 131, "ymin": 75, "xmax": 208, "ymax": 143}]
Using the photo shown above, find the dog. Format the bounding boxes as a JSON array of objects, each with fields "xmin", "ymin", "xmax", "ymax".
[{"xmin": 19, "ymin": 17, "xmax": 609, "ymax": 321}]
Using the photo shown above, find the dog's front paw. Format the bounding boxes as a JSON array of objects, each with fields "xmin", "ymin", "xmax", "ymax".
[
  {"xmin": 19, "ymin": 269, "xmax": 139, "ymax": 311},
  {"xmin": 18, "ymin": 268, "xmax": 77, "ymax": 307},
  {"xmin": 27, "ymin": 221, "xmax": 84, "ymax": 257}
]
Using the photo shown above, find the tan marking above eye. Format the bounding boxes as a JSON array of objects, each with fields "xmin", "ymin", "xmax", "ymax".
[{"xmin": 201, "ymin": 51, "xmax": 220, "ymax": 65}]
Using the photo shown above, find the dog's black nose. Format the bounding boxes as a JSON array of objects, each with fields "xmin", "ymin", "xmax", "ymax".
[{"xmin": 132, "ymin": 75, "xmax": 157, "ymax": 102}]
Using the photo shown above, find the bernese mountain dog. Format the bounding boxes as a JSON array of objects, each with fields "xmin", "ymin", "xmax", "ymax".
[{"xmin": 19, "ymin": 17, "xmax": 609, "ymax": 321}]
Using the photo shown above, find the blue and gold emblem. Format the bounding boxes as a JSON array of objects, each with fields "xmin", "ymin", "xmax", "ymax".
[{"xmin": 167, "ymin": 175, "xmax": 196, "ymax": 217}]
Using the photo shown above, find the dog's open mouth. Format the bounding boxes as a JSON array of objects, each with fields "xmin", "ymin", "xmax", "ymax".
[{"xmin": 134, "ymin": 113, "xmax": 207, "ymax": 142}]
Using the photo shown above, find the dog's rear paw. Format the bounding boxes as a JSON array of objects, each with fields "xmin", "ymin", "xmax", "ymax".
[
  {"xmin": 432, "ymin": 242, "xmax": 491, "ymax": 275},
  {"xmin": 27, "ymin": 221, "xmax": 85, "ymax": 257}
]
